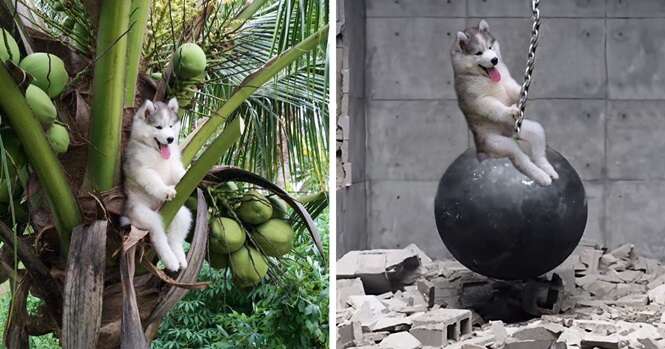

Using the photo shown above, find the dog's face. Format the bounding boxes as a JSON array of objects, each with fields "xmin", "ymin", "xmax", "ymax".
[
  {"xmin": 451, "ymin": 20, "xmax": 502, "ymax": 79},
  {"xmin": 132, "ymin": 98, "xmax": 180, "ymax": 158}
]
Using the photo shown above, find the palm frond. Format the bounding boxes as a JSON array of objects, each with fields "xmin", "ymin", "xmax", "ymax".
[
  {"xmin": 22, "ymin": 0, "xmax": 328, "ymax": 192},
  {"xmin": 171, "ymin": 0, "xmax": 329, "ymax": 190}
]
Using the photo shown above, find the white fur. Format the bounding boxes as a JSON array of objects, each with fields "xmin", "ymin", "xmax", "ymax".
[
  {"xmin": 451, "ymin": 20, "xmax": 558, "ymax": 186},
  {"xmin": 124, "ymin": 98, "xmax": 192, "ymax": 271}
]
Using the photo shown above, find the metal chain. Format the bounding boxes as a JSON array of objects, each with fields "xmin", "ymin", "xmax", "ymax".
[{"xmin": 514, "ymin": 0, "xmax": 541, "ymax": 136}]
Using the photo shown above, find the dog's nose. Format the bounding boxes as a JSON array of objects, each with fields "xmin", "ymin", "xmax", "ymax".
[
  {"xmin": 491, "ymin": 57, "xmax": 498, "ymax": 65},
  {"xmin": 167, "ymin": 137, "xmax": 174, "ymax": 144}
]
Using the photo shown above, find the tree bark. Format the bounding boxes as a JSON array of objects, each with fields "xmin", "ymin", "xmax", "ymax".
[
  {"xmin": 62, "ymin": 221, "xmax": 108, "ymax": 349},
  {"xmin": 4, "ymin": 274, "xmax": 30, "ymax": 349}
]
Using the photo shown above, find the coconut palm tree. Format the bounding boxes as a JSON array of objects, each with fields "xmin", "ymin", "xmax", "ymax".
[{"xmin": 0, "ymin": 0, "xmax": 328, "ymax": 347}]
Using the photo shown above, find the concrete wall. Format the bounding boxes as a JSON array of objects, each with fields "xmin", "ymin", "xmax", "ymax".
[
  {"xmin": 337, "ymin": 0, "xmax": 368, "ymax": 257},
  {"xmin": 338, "ymin": 0, "xmax": 665, "ymax": 260}
]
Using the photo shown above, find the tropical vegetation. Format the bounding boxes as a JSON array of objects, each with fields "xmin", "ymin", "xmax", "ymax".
[{"xmin": 0, "ymin": 0, "xmax": 328, "ymax": 346}]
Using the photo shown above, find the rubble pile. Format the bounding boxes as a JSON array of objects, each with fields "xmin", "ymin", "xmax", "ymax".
[{"xmin": 336, "ymin": 242, "xmax": 665, "ymax": 349}]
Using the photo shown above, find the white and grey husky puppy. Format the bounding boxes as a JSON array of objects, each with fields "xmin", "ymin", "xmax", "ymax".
[
  {"xmin": 451, "ymin": 20, "xmax": 558, "ymax": 186},
  {"xmin": 124, "ymin": 98, "xmax": 192, "ymax": 271}
]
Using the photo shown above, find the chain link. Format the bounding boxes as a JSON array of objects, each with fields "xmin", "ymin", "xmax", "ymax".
[{"xmin": 514, "ymin": 0, "xmax": 541, "ymax": 136}]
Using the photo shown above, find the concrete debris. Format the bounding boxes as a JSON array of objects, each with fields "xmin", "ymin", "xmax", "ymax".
[
  {"xmin": 511, "ymin": 326, "xmax": 557, "ymax": 342},
  {"xmin": 410, "ymin": 323, "xmax": 445, "ymax": 347},
  {"xmin": 647, "ymin": 284, "xmax": 665, "ymax": 305},
  {"xmin": 337, "ymin": 249, "xmax": 422, "ymax": 294},
  {"xmin": 338, "ymin": 278, "xmax": 366, "ymax": 309},
  {"xmin": 379, "ymin": 332, "xmax": 422, "ymax": 349},
  {"xmin": 489, "ymin": 321, "xmax": 507, "ymax": 346},
  {"xmin": 637, "ymin": 338, "xmax": 660, "ymax": 349},
  {"xmin": 580, "ymin": 334, "xmax": 621, "ymax": 349},
  {"xmin": 337, "ymin": 244, "xmax": 665, "ymax": 348},
  {"xmin": 370, "ymin": 316, "xmax": 412, "ymax": 332}
]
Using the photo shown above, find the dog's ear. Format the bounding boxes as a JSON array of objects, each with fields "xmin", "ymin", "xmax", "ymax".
[
  {"xmin": 145, "ymin": 100, "xmax": 155, "ymax": 114},
  {"xmin": 167, "ymin": 97, "xmax": 179, "ymax": 114},
  {"xmin": 479, "ymin": 19, "xmax": 489, "ymax": 32},
  {"xmin": 456, "ymin": 32, "xmax": 469, "ymax": 50},
  {"xmin": 137, "ymin": 100, "xmax": 155, "ymax": 120}
]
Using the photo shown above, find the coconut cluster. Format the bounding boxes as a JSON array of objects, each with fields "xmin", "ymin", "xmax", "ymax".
[
  {"xmin": 162, "ymin": 42, "xmax": 207, "ymax": 109},
  {"xmin": 1, "ymin": 30, "xmax": 71, "ymax": 155},
  {"xmin": 206, "ymin": 184, "xmax": 296, "ymax": 288},
  {"xmin": 0, "ymin": 31, "xmax": 69, "ymax": 217},
  {"xmin": 0, "ymin": 29, "xmax": 20, "ymax": 65},
  {"xmin": 20, "ymin": 52, "xmax": 71, "ymax": 154}
]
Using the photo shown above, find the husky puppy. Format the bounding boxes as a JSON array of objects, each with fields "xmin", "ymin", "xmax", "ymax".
[
  {"xmin": 124, "ymin": 98, "xmax": 192, "ymax": 271},
  {"xmin": 451, "ymin": 20, "xmax": 558, "ymax": 186}
]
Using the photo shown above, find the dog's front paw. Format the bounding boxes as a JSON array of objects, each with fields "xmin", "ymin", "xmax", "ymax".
[
  {"xmin": 163, "ymin": 186, "xmax": 177, "ymax": 201},
  {"xmin": 533, "ymin": 172, "xmax": 552, "ymax": 186},
  {"xmin": 171, "ymin": 244, "xmax": 188, "ymax": 269},
  {"xmin": 161, "ymin": 254, "xmax": 180, "ymax": 272},
  {"xmin": 505, "ymin": 104, "xmax": 520, "ymax": 119}
]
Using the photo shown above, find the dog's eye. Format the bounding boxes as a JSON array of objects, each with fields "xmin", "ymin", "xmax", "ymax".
[
  {"xmin": 156, "ymin": 126, "xmax": 163, "ymax": 130},
  {"xmin": 489, "ymin": 45, "xmax": 493, "ymax": 49},
  {"xmin": 169, "ymin": 125, "xmax": 173, "ymax": 128},
  {"xmin": 475, "ymin": 51, "xmax": 482, "ymax": 56}
]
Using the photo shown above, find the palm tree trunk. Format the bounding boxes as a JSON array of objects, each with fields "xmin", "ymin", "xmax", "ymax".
[
  {"xmin": 124, "ymin": 0, "xmax": 152, "ymax": 107},
  {"xmin": 87, "ymin": 0, "xmax": 131, "ymax": 191}
]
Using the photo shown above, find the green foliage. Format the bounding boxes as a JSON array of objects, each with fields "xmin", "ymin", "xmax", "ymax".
[
  {"xmin": 0, "ymin": 291, "xmax": 60, "ymax": 348},
  {"xmin": 1, "ymin": 0, "xmax": 328, "ymax": 347},
  {"xmin": 152, "ymin": 212, "xmax": 329, "ymax": 349}
]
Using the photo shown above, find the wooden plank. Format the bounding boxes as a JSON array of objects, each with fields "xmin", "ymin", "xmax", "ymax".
[{"xmin": 62, "ymin": 221, "xmax": 107, "ymax": 349}]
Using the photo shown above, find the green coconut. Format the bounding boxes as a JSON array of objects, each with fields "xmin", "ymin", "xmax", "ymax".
[
  {"xmin": 52, "ymin": 0, "xmax": 66, "ymax": 11},
  {"xmin": 173, "ymin": 43, "xmax": 207, "ymax": 79},
  {"xmin": 219, "ymin": 181, "xmax": 238, "ymax": 193},
  {"xmin": 210, "ymin": 217, "xmax": 246, "ymax": 254},
  {"xmin": 0, "ymin": 29, "xmax": 20, "ymax": 64},
  {"xmin": 63, "ymin": 17, "xmax": 76, "ymax": 30},
  {"xmin": 150, "ymin": 72, "xmax": 163, "ymax": 80},
  {"xmin": 230, "ymin": 246, "xmax": 268, "ymax": 287},
  {"xmin": 254, "ymin": 219, "xmax": 295, "ymax": 257},
  {"xmin": 209, "ymin": 252, "xmax": 228, "ymax": 269},
  {"xmin": 269, "ymin": 196, "xmax": 289, "ymax": 219},
  {"xmin": 46, "ymin": 124, "xmax": 70, "ymax": 154},
  {"xmin": 237, "ymin": 190, "xmax": 273, "ymax": 225},
  {"xmin": 25, "ymin": 85, "xmax": 57, "ymax": 126},
  {"xmin": 20, "ymin": 53, "xmax": 69, "ymax": 97}
]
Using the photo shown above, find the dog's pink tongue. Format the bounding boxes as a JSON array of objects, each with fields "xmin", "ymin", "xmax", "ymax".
[
  {"xmin": 159, "ymin": 144, "xmax": 171, "ymax": 159},
  {"xmin": 488, "ymin": 67, "xmax": 501, "ymax": 82}
]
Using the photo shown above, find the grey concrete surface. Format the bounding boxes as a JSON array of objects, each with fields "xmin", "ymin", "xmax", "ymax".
[
  {"xmin": 337, "ymin": 0, "xmax": 368, "ymax": 254},
  {"xmin": 337, "ymin": 0, "xmax": 665, "ymax": 261}
]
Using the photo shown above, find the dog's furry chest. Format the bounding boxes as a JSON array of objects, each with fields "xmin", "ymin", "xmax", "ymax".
[
  {"xmin": 124, "ymin": 140, "xmax": 182, "ymax": 208},
  {"xmin": 143, "ymin": 155, "xmax": 179, "ymax": 185},
  {"xmin": 483, "ymin": 81, "xmax": 512, "ymax": 105}
]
